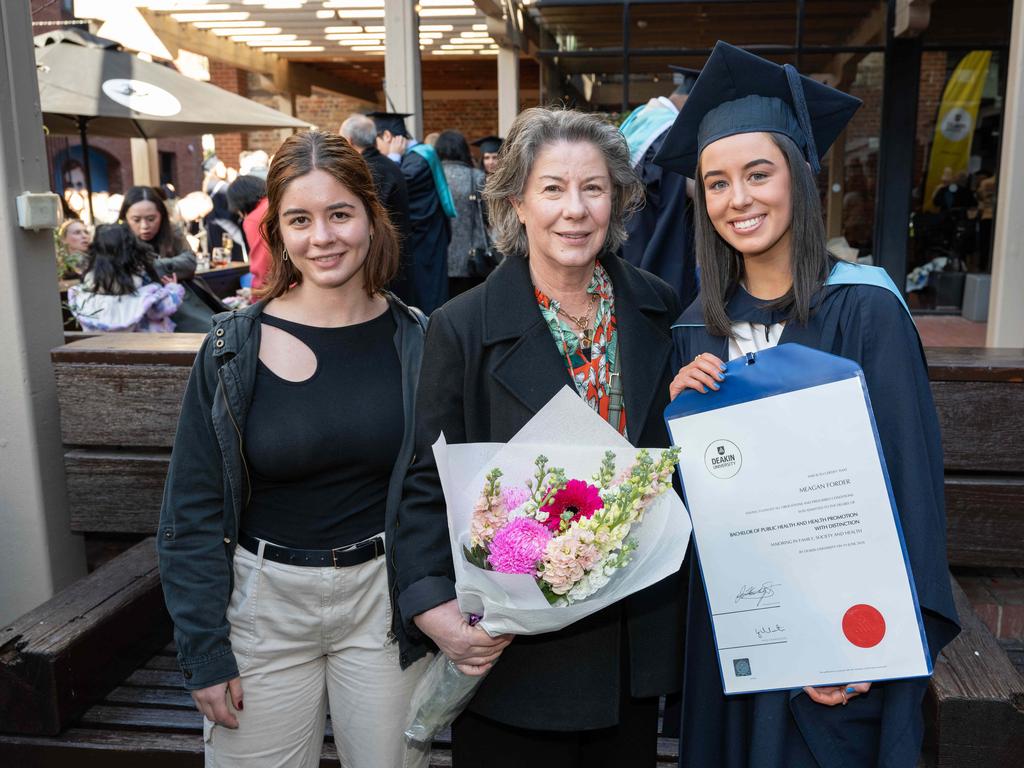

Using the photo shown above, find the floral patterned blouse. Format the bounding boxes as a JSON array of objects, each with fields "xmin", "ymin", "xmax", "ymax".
[{"xmin": 535, "ymin": 261, "xmax": 627, "ymax": 435}]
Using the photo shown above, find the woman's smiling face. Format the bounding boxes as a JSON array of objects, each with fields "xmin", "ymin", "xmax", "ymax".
[
  {"xmin": 510, "ymin": 140, "xmax": 612, "ymax": 274},
  {"xmin": 699, "ymin": 131, "xmax": 793, "ymax": 262},
  {"xmin": 277, "ymin": 168, "xmax": 372, "ymax": 293}
]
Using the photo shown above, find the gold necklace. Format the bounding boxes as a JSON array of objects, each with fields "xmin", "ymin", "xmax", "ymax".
[{"xmin": 556, "ymin": 293, "xmax": 598, "ymax": 347}]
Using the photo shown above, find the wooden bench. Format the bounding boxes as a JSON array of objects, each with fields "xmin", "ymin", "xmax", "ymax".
[
  {"xmin": 0, "ymin": 539, "xmax": 170, "ymax": 736},
  {"xmin": 921, "ymin": 578, "xmax": 1024, "ymax": 767},
  {"xmin": 927, "ymin": 348, "xmax": 1024, "ymax": 568}
]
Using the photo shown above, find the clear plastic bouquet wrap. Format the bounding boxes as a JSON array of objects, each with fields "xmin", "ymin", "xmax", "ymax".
[{"xmin": 405, "ymin": 387, "xmax": 691, "ymax": 743}]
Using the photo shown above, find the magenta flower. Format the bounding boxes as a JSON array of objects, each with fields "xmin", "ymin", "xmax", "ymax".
[
  {"xmin": 539, "ymin": 479, "xmax": 604, "ymax": 532},
  {"xmin": 487, "ymin": 517, "xmax": 551, "ymax": 574}
]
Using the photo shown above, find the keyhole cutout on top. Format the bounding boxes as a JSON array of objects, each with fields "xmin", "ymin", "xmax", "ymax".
[{"xmin": 259, "ymin": 323, "xmax": 318, "ymax": 383}]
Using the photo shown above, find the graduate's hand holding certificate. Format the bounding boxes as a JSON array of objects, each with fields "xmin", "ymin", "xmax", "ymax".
[{"xmin": 665, "ymin": 344, "xmax": 931, "ymax": 696}]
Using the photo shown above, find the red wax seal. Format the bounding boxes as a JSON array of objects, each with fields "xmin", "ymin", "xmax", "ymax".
[{"xmin": 842, "ymin": 604, "xmax": 886, "ymax": 648}]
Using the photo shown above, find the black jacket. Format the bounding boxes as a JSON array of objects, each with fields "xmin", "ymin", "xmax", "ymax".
[
  {"xmin": 157, "ymin": 295, "xmax": 430, "ymax": 690},
  {"xmin": 362, "ymin": 146, "xmax": 412, "ymax": 252},
  {"xmin": 394, "ymin": 253, "xmax": 686, "ymax": 730}
]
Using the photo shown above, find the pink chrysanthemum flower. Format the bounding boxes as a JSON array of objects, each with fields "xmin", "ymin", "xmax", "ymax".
[
  {"xmin": 539, "ymin": 479, "xmax": 603, "ymax": 532},
  {"xmin": 501, "ymin": 486, "xmax": 531, "ymax": 513},
  {"xmin": 486, "ymin": 517, "xmax": 551, "ymax": 574}
]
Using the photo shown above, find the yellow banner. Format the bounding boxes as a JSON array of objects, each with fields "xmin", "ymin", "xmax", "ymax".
[{"xmin": 923, "ymin": 50, "xmax": 991, "ymax": 212}]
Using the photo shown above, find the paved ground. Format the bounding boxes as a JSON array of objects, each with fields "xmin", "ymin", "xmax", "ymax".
[{"xmin": 916, "ymin": 315, "xmax": 988, "ymax": 347}]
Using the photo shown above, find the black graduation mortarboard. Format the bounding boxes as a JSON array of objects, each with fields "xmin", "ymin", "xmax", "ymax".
[
  {"xmin": 655, "ymin": 41, "xmax": 861, "ymax": 178},
  {"xmin": 472, "ymin": 135, "xmax": 504, "ymax": 154},
  {"xmin": 366, "ymin": 111, "xmax": 412, "ymax": 138},
  {"xmin": 667, "ymin": 65, "xmax": 701, "ymax": 95}
]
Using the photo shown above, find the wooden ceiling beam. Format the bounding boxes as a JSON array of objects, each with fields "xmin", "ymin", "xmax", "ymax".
[
  {"xmin": 140, "ymin": 10, "xmax": 378, "ymax": 104},
  {"xmin": 139, "ymin": 8, "xmax": 276, "ymax": 76}
]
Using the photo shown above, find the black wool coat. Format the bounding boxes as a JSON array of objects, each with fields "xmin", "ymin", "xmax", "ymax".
[{"xmin": 394, "ymin": 252, "xmax": 687, "ymax": 731}]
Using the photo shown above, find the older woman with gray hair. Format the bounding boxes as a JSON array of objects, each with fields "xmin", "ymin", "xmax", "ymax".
[{"xmin": 394, "ymin": 107, "xmax": 684, "ymax": 765}]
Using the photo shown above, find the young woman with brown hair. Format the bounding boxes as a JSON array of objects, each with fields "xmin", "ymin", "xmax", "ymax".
[{"xmin": 157, "ymin": 130, "xmax": 431, "ymax": 768}]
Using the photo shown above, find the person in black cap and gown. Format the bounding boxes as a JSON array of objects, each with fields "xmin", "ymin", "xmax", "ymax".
[
  {"xmin": 657, "ymin": 42, "xmax": 959, "ymax": 768},
  {"xmin": 340, "ymin": 113, "xmax": 413, "ymax": 297},
  {"xmin": 370, "ymin": 111, "xmax": 452, "ymax": 314},
  {"xmin": 471, "ymin": 135, "xmax": 504, "ymax": 176},
  {"xmin": 620, "ymin": 66, "xmax": 700, "ymax": 309}
]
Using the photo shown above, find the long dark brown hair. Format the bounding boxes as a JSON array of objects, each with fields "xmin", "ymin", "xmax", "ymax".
[
  {"xmin": 259, "ymin": 130, "xmax": 398, "ymax": 299},
  {"xmin": 83, "ymin": 224, "xmax": 161, "ymax": 295},
  {"xmin": 692, "ymin": 132, "xmax": 831, "ymax": 337}
]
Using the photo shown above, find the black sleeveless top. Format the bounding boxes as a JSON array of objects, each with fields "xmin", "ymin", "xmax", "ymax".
[{"xmin": 242, "ymin": 309, "xmax": 404, "ymax": 549}]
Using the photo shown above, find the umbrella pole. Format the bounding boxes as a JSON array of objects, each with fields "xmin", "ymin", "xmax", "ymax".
[{"xmin": 76, "ymin": 116, "xmax": 95, "ymax": 224}]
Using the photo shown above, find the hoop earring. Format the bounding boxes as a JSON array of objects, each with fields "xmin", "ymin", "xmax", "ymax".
[{"xmin": 282, "ymin": 249, "xmax": 290, "ymax": 262}]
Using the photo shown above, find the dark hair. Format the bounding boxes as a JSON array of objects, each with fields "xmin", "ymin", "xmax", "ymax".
[
  {"xmin": 83, "ymin": 224, "xmax": 160, "ymax": 296},
  {"xmin": 260, "ymin": 130, "xmax": 399, "ymax": 300},
  {"xmin": 693, "ymin": 132, "xmax": 830, "ymax": 337},
  {"xmin": 119, "ymin": 187, "xmax": 175, "ymax": 258},
  {"xmin": 227, "ymin": 174, "xmax": 267, "ymax": 216},
  {"xmin": 435, "ymin": 130, "xmax": 472, "ymax": 166}
]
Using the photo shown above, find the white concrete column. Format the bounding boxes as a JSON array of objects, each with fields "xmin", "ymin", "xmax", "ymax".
[
  {"xmin": 0, "ymin": 0, "xmax": 86, "ymax": 626},
  {"xmin": 497, "ymin": 45, "xmax": 520, "ymax": 137},
  {"xmin": 130, "ymin": 137, "xmax": 160, "ymax": 186},
  {"xmin": 384, "ymin": 0, "xmax": 422, "ymax": 139},
  {"xmin": 987, "ymin": 0, "xmax": 1024, "ymax": 347}
]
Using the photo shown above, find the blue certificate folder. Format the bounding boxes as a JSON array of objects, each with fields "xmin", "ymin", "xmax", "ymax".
[{"xmin": 664, "ymin": 343, "xmax": 931, "ymax": 694}]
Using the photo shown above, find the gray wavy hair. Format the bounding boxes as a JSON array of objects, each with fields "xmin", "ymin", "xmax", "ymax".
[{"xmin": 483, "ymin": 107, "xmax": 643, "ymax": 258}]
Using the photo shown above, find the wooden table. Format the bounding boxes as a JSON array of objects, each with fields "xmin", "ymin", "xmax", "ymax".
[{"xmin": 196, "ymin": 262, "xmax": 248, "ymax": 299}]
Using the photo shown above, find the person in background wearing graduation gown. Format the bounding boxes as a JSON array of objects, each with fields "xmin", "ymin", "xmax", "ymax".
[
  {"xmin": 472, "ymin": 135, "xmax": 504, "ymax": 176},
  {"xmin": 340, "ymin": 114, "xmax": 413, "ymax": 299},
  {"xmin": 619, "ymin": 66, "xmax": 700, "ymax": 309},
  {"xmin": 655, "ymin": 42, "xmax": 960, "ymax": 768},
  {"xmin": 370, "ymin": 111, "xmax": 454, "ymax": 314}
]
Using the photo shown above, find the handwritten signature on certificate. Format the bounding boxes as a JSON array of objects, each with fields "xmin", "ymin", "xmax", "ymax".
[
  {"xmin": 755, "ymin": 623, "xmax": 786, "ymax": 640},
  {"xmin": 735, "ymin": 581, "xmax": 782, "ymax": 608}
]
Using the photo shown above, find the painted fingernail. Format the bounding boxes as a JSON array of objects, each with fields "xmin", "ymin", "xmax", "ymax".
[
  {"xmin": 717, "ymin": 373, "xmax": 725, "ymax": 381},
  {"xmin": 720, "ymin": 364, "xmax": 727, "ymax": 372},
  {"xmin": 711, "ymin": 383, "xmax": 720, "ymax": 390},
  {"xmin": 845, "ymin": 686, "xmax": 856, "ymax": 694}
]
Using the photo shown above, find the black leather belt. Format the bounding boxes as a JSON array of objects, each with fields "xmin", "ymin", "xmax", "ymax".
[{"xmin": 238, "ymin": 532, "xmax": 385, "ymax": 568}]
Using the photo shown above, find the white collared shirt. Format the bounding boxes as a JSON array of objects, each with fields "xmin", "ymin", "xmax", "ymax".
[{"xmin": 728, "ymin": 320, "xmax": 786, "ymax": 361}]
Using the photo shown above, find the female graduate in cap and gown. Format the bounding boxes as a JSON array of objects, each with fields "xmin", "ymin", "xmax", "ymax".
[{"xmin": 655, "ymin": 42, "xmax": 960, "ymax": 768}]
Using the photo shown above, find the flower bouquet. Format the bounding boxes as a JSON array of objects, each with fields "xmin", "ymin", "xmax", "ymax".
[{"xmin": 405, "ymin": 387, "xmax": 691, "ymax": 742}]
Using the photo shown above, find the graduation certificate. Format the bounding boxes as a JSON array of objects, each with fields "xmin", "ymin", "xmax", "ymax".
[{"xmin": 665, "ymin": 344, "xmax": 931, "ymax": 695}]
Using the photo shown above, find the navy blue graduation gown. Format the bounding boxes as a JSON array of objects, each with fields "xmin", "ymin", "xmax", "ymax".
[
  {"xmin": 621, "ymin": 132, "xmax": 698, "ymax": 309},
  {"xmin": 400, "ymin": 151, "xmax": 450, "ymax": 314},
  {"xmin": 671, "ymin": 278, "xmax": 960, "ymax": 768}
]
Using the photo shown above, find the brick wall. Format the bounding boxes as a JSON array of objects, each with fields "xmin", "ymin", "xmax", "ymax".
[
  {"xmin": 960, "ymin": 571, "xmax": 1024, "ymax": 642},
  {"xmin": 293, "ymin": 87, "xmax": 369, "ymax": 133},
  {"xmin": 208, "ymin": 62, "xmax": 249, "ymax": 168}
]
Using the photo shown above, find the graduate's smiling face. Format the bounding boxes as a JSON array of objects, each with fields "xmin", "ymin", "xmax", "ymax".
[
  {"xmin": 699, "ymin": 131, "xmax": 793, "ymax": 263},
  {"xmin": 511, "ymin": 140, "xmax": 612, "ymax": 274},
  {"xmin": 277, "ymin": 168, "xmax": 372, "ymax": 293}
]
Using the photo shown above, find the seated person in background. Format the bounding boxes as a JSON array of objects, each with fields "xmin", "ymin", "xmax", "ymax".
[
  {"xmin": 120, "ymin": 185, "xmax": 222, "ymax": 332},
  {"xmin": 227, "ymin": 174, "xmax": 269, "ymax": 290},
  {"xmin": 120, "ymin": 186, "xmax": 196, "ymax": 277},
  {"xmin": 57, "ymin": 218, "xmax": 91, "ymax": 277},
  {"xmin": 68, "ymin": 224, "xmax": 184, "ymax": 333}
]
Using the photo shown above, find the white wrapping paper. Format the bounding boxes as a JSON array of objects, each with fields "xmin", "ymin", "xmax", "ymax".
[{"xmin": 433, "ymin": 386, "xmax": 692, "ymax": 636}]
